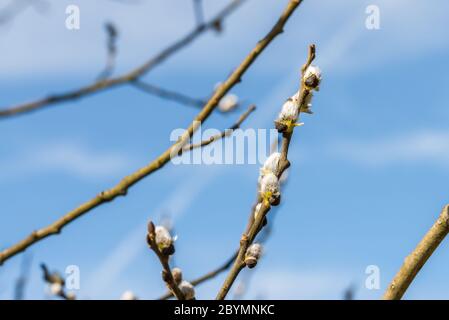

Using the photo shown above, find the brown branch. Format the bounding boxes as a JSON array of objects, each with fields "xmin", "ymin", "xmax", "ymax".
[
  {"xmin": 131, "ymin": 80, "xmax": 205, "ymax": 108},
  {"xmin": 383, "ymin": 204, "xmax": 449, "ymax": 300},
  {"xmin": 216, "ymin": 42, "xmax": 315, "ymax": 300},
  {"xmin": 0, "ymin": 0, "xmax": 247, "ymax": 118},
  {"xmin": 0, "ymin": 0, "xmax": 302, "ymax": 266}
]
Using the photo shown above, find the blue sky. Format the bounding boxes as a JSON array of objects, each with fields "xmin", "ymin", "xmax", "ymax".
[{"xmin": 1, "ymin": 0, "xmax": 449, "ymax": 300}]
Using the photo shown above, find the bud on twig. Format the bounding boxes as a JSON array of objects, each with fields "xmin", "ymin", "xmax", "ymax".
[
  {"xmin": 274, "ymin": 97, "xmax": 303, "ymax": 133},
  {"xmin": 154, "ymin": 225, "xmax": 175, "ymax": 256},
  {"xmin": 259, "ymin": 172, "xmax": 281, "ymax": 206},
  {"xmin": 244, "ymin": 243, "xmax": 262, "ymax": 268},
  {"xmin": 261, "ymin": 152, "xmax": 282, "ymax": 177},
  {"xmin": 171, "ymin": 267, "xmax": 183, "ymax": 285},
  {"xmin": 178, "ymin": 280, "xmax": 195, "ymax": 300},
  {"xmin": 218, "ymin": 94, "xmax": 239, "ymax": 113}
]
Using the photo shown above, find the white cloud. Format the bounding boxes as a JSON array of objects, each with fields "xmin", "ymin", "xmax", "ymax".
[
  {"xmin": 330, "ymin": 130, "xmax": 449, "ymax": 168},
  {"xmin": 0, "ymin": 142, "xmax": 133, "ymax": 180}
]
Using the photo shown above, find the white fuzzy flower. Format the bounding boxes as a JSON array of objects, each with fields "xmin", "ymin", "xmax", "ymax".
[
  {"xmin": 245, "ymin": 243, "xmax": 263, "ymax": 268},
  {"xmin": 277, "ymin": 98, "xmax": 298, "ymax": 123},
  {"xmin": 260, "ymin": 152, "xmax": 282, "ymax": 177},
  {"xmin": 259, "ymin": 172, "xmax": 280, "ymax": 205},
  {"xmin": 155, "ymin": 225, "xmax": 174, "ymax": 254},
  {"xmin": 179, "ymin": 280, "xmax": 195, "ymax": 300},
  {"xmin": 218, "ymin": 94, "xmax": 239, "ymax": 112},
  {"xmin": 171, "ymin": 267, "xmax": 183, "ymax": 285},
  {"xmin": 50, "ymin": 282, "xmax": 63, "ymax": 296},
  {"xmin": 65, "ymin": 292, "xmax": 76, "ymax": 300},
  {"xmin": 120, "ymin": 290, "xmax": 137, "ymax": 300},
  {"xmin": 303, "ymin": 65, "xmax": 322, "ymax": 90}
]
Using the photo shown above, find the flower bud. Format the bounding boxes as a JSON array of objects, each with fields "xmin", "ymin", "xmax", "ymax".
[
  {"xmin": 218, "ymin": 94, "xmax": 239, "ymax": 112},
  {"xmin": 155, "ymin": 225, "xmax": 175, "ymax": 256},
  {"xmin": 172, "ymin": 267, "xmax": 183, "ymax": 285},
  {"xmin": 245, "ymin": 243, "xmax": 262, "ymax": 268},
  {"xmin": 50, "ymin": 282, "xmax": 63, "ymax": 296},
  {"xmin": 260, "ymin": 152, "xmax": 281, "ymax": 177},
  {"xmin": 275, "ymin": 98, "xmax": 304, "ymax": 133},
  {"xmin": 303, "ymin": 65, "xmax": 321, "ymax": 90},
  {"xmin": 65, "ymin": 292, "xmax": 76, "ymax": 300},
  {"xmin": 120, "ymin": 290, "xmax": 137, "ymax": 300},
  {"xmin": 259, "ymin": 172, "xmax": 281, "ymax": 205},
  {"xmin": 178, "ymin": 280, "xmax": 195, "ymax": 300}
]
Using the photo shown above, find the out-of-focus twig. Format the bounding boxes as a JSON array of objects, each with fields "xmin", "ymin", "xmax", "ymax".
[
  {"xmin": 13, "ymin": 253, "xmax": 32, "ymax": 300},
  {"xmin": 193, "ymin": 0, "xmax": 204, "ymax": 27},
  {"xmin": 97, "ymin": 22, "xmax": 119, "ymax": 80},
  {"xmin": 0, "ymin": 0, "xmax": 247, "ymax": 118},
  {"xmin": 383, "ymin": 204, "xmax": 449, "ymax": 300},
  {"xmin": 41, "ymin": 263, "xmax": 75, "ymax": 300},
  {"xmin": 132, "ymin": 80, "xmax": 205, "ymax": 108}
]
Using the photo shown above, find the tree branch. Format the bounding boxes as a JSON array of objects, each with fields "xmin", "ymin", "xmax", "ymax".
[
  {"xmin": 216, "ymin": 42, "xmax": 315, "ymax": 300},
  {"xmin": 0, "ymin": 0, "xmax": 302, "ymax": 266},
  {"xmin": 131, "ymin": 80, "xmax": 205, "ymax": 108},
  {"xmin": 383, "ymin": 204, "xmax": 449, "ymax": 300},
  {"xmin": 0, "ymin": 0, "xmax": 247, "ymax": 118}
]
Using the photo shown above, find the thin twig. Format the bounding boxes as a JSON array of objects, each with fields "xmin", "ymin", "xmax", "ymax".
[
  {"xmin": 97, "ymin": 22, "xmax": 119, "ymax": 80},
  {"xmin": 0, "ymin": 0, "xmax": 247, "ymax": 118},
  {"xmin": 193, "ymin": 0, "xmax": 205, "ymax": 27},
  {"xmin": 216, "ymin": 42, "xmax": 315, "ymax": 300},
  {"xmin": 0, "ymin": 0, "xmax": 302, "ymax": 266},
  {"xmin": 131, "ymin": 80, "xmax": 205, "ymax": 108},
  {"xmin": 383, "ymin": 204, "xmax": 449, "ymax": 300},
  {"xmin": 158, "ymin": 251, "xmax": 238, "ymax": 300}
]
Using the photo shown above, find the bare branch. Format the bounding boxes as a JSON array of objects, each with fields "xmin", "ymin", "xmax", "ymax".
[
  {"xmin": 0, "ymin": 0, "xmax": 302, "ymax": 266},
  {"xmin": 131, "ymin": 80, "xmax": 205, "ymax": 108},
  {"xmin": 383, "ymin": 204, "xmax": 449, "ymax": 300},
  {"xmin": 0, "ymin": 0, "xmax": 247, "ymax": 118}
]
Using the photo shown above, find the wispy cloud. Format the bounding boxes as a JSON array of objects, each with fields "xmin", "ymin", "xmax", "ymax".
[
  {"xmin": 330, "ymin": 130, "xmax": 449, "ymax": 168},
  {"xmin": 0, "ymin": 142, "xmax": 134, "ymax": 180}
]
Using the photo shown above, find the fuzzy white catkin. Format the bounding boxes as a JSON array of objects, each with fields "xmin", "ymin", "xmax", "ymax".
[
  {"xmin": 50, "ymin": 283, "xmax": 63, "ymax": 296},
  {"xmin": 261, "ymin": 152, "xmax": 282, "ymax": 177},
  {"xmin": 65, "ymin": 292, "xmax": 76, "ymax": 300},
  {"xmin": 246, "ymin": 243, "xmax": 262, "ymax": 260},
  {"xmin": 218, "ymin": 94, "xmax": 239, "ymax": 112},
  {"xmin": 277, "ymin": 98, "xmax": 298, "ymax": 122},
  {"xmin": 259, "ymin": 172, "xmax": 280, "ymax": 201},
  {"xmin": 304, "ymin": 65, "xmax": 321, "ymax": 81},
  {"xmin": 155, "ymin": 226, "xmax": 173, "ymax": 249},
  {"xmin": 172, "ymin": 267, "xmax": 183, "ymax": 284},
  {"xmin": 179, "ymin": 280, "xmax": 195, "ymax": 300},
  {"xmin": 303, "ymin": 65, "xmax": 322, "ymax": 90},
  {"xmin": 120, "ymin": 290, "xmax": 137, "ymax": 300}
]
